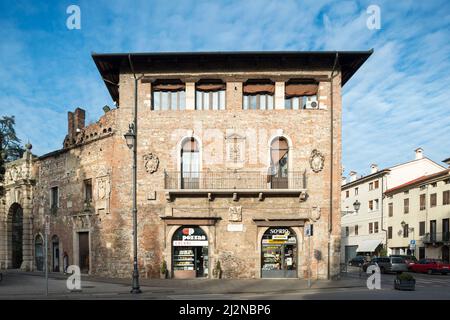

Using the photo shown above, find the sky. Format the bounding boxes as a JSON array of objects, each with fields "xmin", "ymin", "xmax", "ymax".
[{"xmin": 1, "ymin": 0, "xmax": 449, "ymax": 176}]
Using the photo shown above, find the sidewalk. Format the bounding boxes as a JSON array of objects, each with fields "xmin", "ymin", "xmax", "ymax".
[{"xmin": 2, "ymin": 270, "xmax": 366, "ymax": 295}]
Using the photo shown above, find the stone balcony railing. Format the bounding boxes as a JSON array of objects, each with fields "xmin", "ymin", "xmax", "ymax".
[{"xmin": 422, "ymin": 232, "xmax": 450, "ymax": 244}]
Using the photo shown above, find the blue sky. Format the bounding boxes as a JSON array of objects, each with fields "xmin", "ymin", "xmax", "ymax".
[{"xmin": 1, "ymin": 0, "xmax": 449, "ymax": 176}]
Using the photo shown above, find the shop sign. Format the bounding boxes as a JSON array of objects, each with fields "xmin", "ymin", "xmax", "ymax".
[
  {"xmin": 173, "ymin": 240, "xmax": 208, "ymax": 247},
  {"xmin": 272, "ymin": 235, "xmax": 288, "ymax": 240},
  {"xmin": 180, "ymin": 228, "xmax": 207, "ymax": 241},
  {"xmin": 269, "ymin": 228, "xmax": 290, "ymax": 236}
]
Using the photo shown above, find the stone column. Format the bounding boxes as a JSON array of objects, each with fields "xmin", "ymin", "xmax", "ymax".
[
  {"xmin": 274, "ymin": 82, "xmax": 285, "ymax": 110},
  {"xmin": 21, "ymin": 187, "xmax": 33, "ymax": 271},
  {"xmin": 185, "ymin": 82, "xmax": 196, "ymax": 110},
  {"xmin": 0, "ymin": 202, "xmax": 6, "ymax": 269}
]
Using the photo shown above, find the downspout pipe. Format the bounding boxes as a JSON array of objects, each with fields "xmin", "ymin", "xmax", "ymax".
[{"xmin": 328, "ymin": 52, "xmax": 339, "ymax": 280}]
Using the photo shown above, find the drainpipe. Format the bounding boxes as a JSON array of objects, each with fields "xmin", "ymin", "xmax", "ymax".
[
  {"xmin": 381, "ymin": 175, "xmax": 388, "ymax": 254},
  {"xmin": 328, "ymin": 52, "xmax": 339, "ymax": 279}
]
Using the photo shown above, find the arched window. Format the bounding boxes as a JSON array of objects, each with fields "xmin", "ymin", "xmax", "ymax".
[
  {"xmin": 269, "ymin": 137, "xmax": 289, "ymax": 189},
  {"xmin": 181, "ymin": 138, "xmax": 200, "ymax": 189}
]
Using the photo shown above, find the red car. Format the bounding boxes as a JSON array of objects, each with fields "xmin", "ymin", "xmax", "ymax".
[{"xmin": 409, "ymin": 259, "xmax": 450, "ymax": 275}]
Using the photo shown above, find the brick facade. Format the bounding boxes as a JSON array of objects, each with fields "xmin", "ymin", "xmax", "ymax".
[{"xmin": 0, "ymin": 51, "xmax": 371, "ymax": 280}]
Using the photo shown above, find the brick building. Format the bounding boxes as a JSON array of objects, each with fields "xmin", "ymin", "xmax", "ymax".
[{"xmin": 0, "ymin": 51, "xmax": 371, "ymax": 279}]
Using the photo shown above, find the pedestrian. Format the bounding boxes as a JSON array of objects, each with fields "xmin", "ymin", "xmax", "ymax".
[{"xmin": 63, "ymin": 251, "xmax": 69, "ymax": 274}]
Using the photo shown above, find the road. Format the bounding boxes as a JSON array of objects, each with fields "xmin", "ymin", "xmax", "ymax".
[{"xmin": 0, "ymin": 270, "xmax": 449, "ymax": 300}]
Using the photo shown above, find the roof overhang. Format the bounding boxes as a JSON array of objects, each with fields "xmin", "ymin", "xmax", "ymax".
[{"xmin": 92, "ymin": 50, "xmax": 373, "ymax": 103}]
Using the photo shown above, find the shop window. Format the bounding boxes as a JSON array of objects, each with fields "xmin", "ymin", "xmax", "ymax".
[
  {"xmin": 172, "ymin": 226, "xmax": 208, "ymax": 278},
  {"xmin": 261, "ymin": 227, "xmax": 297, "ymax": 278},
  {"xmin": 181, "ymin": 138, "xmax": 200, "ymax": 189}
]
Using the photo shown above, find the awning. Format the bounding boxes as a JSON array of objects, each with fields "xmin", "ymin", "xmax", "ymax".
[{"xmin": 357, "ymin": 239, "xmax": 382, "ymax": 252}]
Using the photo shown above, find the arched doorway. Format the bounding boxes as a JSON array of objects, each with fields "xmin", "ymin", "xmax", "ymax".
[
  {"xmin": 172, "ymin": 226, "xmax": 208, "ymax": 279},
  {"xmin": 261, "ymin": 227, "xmax": 297, "ymax": 278},
  {"xmin": 442, "ymin": 246, "xmax": 450, "ymax": 264},
  {"xmin": 35, "ymin": 235, "xmax": 44, "ymax": 271},
  {"xmin": 10, "ymin": 204, "xmax": 23, "ymax": 269},
  {"xmin": 52, "ymin": 235, "xmax": 60, "ymax": 272}
]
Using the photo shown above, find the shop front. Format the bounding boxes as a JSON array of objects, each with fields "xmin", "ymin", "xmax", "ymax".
[
  {"xmin": 261, "ymin": 227, "xmax": 297, "ymax": 278},
  {"xmin": 172, "ymin": 226, "xmax": 209, "ymax": 279}
]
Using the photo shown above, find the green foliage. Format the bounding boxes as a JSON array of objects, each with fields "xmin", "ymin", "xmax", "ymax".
[
  {"xmin": 397, "ymin": 272, "xmax": 414, "ymax": 281},
  {"xmin": 0, "ymin": 115, "xmax": 25, "ymax": 162},
  {"xmin": 379, "ymin": 247, "xmax": 388, "ymax": 257}
]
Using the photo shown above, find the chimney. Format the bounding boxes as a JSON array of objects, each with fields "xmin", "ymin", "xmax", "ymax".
[
  {"xmin": 370, "ymin": 164, "xmax": 378, "ymax": 174},
  {"xmin": 74, "ymin": 108, "xmax": 86, "ymax": 133},
  {"xmin": 415, "ymin": 147, "xmax": 424, "ymax": 160},
  {"xmin": 341, "ymin": 176, "xmax": 347, "ymax": 185},
  {"xmin": 349, "ymin": 171, "xmax": 357, "ymax": 182},
  {"xmin": 68, "ymin": 111, "xmax": 74, "ymax": 140}
]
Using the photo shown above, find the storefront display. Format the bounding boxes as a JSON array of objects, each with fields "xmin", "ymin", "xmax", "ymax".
[
  {"xmin": 172, "ymin": 226, "xmax": 209, "ymax": 278},
  {"xmin": 261, "ymin": 227, "xmax": 297, "ymax": 278}
]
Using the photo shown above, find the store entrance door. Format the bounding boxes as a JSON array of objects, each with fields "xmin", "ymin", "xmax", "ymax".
[
  {"xmin": 261, "ymin": 227, "xmax": 297, "ymax": 278},
  {"xmin": 172, "ymin": 226, "xmax": 209, "ymax": 279}
]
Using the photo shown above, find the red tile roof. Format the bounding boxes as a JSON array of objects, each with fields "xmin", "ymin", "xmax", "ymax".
[{"xmin": 385, "ymin": 169, "xmax": 450, "ymax": 195}]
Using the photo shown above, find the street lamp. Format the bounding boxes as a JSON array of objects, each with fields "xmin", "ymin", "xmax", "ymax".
[
  {"xmin": 341, "ymin": 200, "xmax": 361, "ymax": 216},
  {"xmin": 124, "ymin": 122, "xmax": 141, "ymax": 294}
]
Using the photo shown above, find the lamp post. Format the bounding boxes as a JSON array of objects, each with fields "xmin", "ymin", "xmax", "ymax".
[
  {"xmin": 341, "ymin": 200, "xmax": 361, "ymax": 216},
  {"xmin": 124, "ymin": 123, "xmax": 141, "ymax": 294},
  {"xmin": 401, "ymin": 221, "xmax": 415, "ymax": 256}
]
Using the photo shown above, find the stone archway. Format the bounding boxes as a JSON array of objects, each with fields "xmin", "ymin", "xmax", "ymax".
[{"xmin": 10, "ymin": 203, "xmax": 23, "ymax": 268}]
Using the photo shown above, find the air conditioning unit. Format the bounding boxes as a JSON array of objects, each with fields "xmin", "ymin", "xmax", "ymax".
[{"xmin": 305, "ymin": 96, "xmax": 319, "ymax": 109}]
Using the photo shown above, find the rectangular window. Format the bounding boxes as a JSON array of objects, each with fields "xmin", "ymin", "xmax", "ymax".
[
  {"xmin": 420, "ymin": 194, "xmax": 426, "ymax": 211},
  {"xmin": 404, "ymin": 198, "xmax": 409, "ymax": 214},
  {"xmin": 419, "ymin": 185, "xmax": 426, "ymax": 191},
  {"xmin": 430, "ymin": 193, "xmax": 437, "ymax": 207},
  {"xmin": 404, "ymin": 190, "xmax": 409, "ymax": 195},
  {"xmin": 51, "ymin": 186, "xmax": 59, "ymax": 210},
  {"xmin": 388, "ymin": 226, "xmax": 393, "ymax": 239},
  {"xmin": 345, "ymin": 190, "xmax": 349, "ymax": 198},
  {"xmin": 195, "ymin": 86, "xmax": 226, "ymax": 110},
  {"xmin": 374, "ymin": 221, "xmax": 379, "ymax": 233},
  {"xmin": 243, "ymin": 94, "xmax": 274, "ymax": 110},
  {"xmin": 84, "ymin": 179, "xmax": 92, "ymax": 203},
  {"xmin": 374, "ymin": 199, "xmax": 379, "ymax": 210},
  {"xmin": 369, "ymin": 223, "xmax": 373, "ymax": 234},
  {"xmin": 388, "ymin": 202, "xmax": 393, "ymax": 217},
  {"xmin": 403, "ymin": 224, "xmax": 409, "ymax": 238},
  {"xmin": 152, "ymin": 82, "xmax": 186, "ymax": 111},
  {"xmin": 355, "ymin": 225, "xmax": 358, "ymax": 236},
  {"xmin": 419, "ymin": 221, "xmax": 425, "ymax": 236},
  {"xmin": 284, "ymin": 81, "xmax": 318, "ymax": 110},
  {"xmin": 374, "ymin": 180, "xmax": 379, "ymax": 189},
  {"xmin": 345, "ymin": 226, "xmax": 349, "ymax": 237},
  {"xmin": 431, "ymin": 182, "xmax": 437, "ymax": 188},
  {"xmin": 369, "ymin": 182, "xmax": 373, "ymax": 191},
  {"xmin": 355, "ymin": 188, "xmax": 359, "ymax": 196},
  {"xmin": 445, "ymin": 179, "xmax": 450, "ymax": 185},
  {"xmin": 443, "ymin": 190, "xmax": 450, "ymax": 205},
  {"xmin": 369, "ymin": 200, "xmax": 373, "ymax": 211}
]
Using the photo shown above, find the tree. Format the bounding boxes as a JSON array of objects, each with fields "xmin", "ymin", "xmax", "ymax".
[
  {"xmin": 0, "ymin": 133, "xmax": 5, "ymax": 197},
  {"xmin": 0, "ymin": 116, "xmax": 25, "ymax": 162}
]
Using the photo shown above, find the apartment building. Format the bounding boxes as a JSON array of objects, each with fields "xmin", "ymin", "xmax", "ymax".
[
  {"xmin": 385, "ymin": 165, "xmax": 450, "ymax": 262},
  {"xmin": 0, "ymin": 51, "xmax": 372, "ymax": 279},
  {"xmin": 341, "ymin": 149, "xmax": 446, "ymax": 263}
]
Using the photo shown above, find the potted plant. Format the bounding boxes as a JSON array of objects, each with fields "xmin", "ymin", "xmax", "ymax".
[
  {"xmin": 213, "ymin": 261, "xmax": 222, "ymax": 279},
  {"xmin": 394, "ymin": 272, "xmax": 415, "ymax": 291},
  {"xmin": 160, "ymin": 260, "xmax": 168, "ymax": 279}
]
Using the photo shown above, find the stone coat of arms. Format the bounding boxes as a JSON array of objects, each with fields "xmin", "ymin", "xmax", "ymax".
[
  {"xmin": 310, "ymin": 149, "xmax": 325, "ymax": 173},
  {"xmin": 143, "ymin": 153, "xmax": 159, "ymax": 174}
]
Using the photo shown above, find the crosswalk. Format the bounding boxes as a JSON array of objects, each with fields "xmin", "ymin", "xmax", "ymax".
[{"xmin": 342, "ymin": 271, "xmax": 450, "ymax": 288}]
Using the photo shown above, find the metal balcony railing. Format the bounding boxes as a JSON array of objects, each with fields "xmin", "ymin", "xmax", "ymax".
[
  {"xmin": 164, "ymin": 171, "xmax": 307, "ymax": 190},
  {"xmin": 422, "ymin": 232, "xmax": 450, "ymax": 243}
]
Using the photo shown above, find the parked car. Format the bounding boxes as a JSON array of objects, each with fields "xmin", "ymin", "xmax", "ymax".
[
  {"xmin": 409, "ymin": 259, "xmax": 450, "ymax": 275},
  {"xmin": 363, "ymin": 257, "xmax": 409, "ymax": 274},
  {"xmin": 390, "ymin": 255, "xmax": 418, "ymax": 268},
  {"xmin": 348, "ymin": 256, "xmax": 367, "ymax": 267}
]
